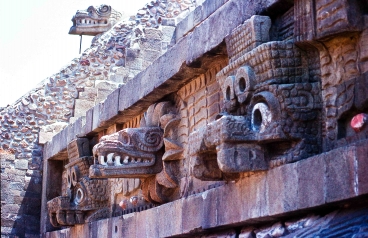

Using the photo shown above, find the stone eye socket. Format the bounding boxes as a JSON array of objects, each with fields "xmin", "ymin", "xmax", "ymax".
[
  {"xmin": 74, "ymin": 188, "xmax": 84, "ymax": 205},
  {"xmin": 251, "ymin": 102, "xmax": 272, "ymax": 133},
  {"xmin": 238, "ymin": 77, "xmax": 246, "ymax": 92},
  {"xmin": 226, "ymin": 86, "xmax": 231, "ymax": 100},
  {"xmin": 253, "ymin": 108, "xmax": 263, "ymax": 130}
]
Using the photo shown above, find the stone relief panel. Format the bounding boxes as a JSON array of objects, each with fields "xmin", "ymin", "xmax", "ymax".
[
  {"xmin": 293, "ymin": 0, "xmax": 368, "ymax": 151},
  {"xmin": 91, "ymin": 101, "xmax": 182, "ymax": 204},
  {"xmin": 189, "ymin": 15, "xmax": 323, "ymax": 180},
  {"xmin": 45, "ymin": 2, "xmax": 368, "ymax": 229},
  {"xmin": 175, "ymin": 60, "xmax": 230, "ymax": 190},
  {"xmin": 69, "ymin": 5, "xmax": 122, "ymax": 36},
  {"xmin": 47, "ymin": 138, "xmax": 110, "ymax": 227}
]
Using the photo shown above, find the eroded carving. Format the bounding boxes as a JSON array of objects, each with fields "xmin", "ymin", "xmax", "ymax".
[
  {"xmin": 47, "ymin": 138, "xmax": 110, "ymax": 227},
  {"xmin": 69, "ymin": 5, "xmax": 122, "ymax": 36},
  {"xmin": 189, "ymin": 16, "xmax": 322, "ymax": 179},
  {"xmin": 91, "ymin": 102, "xmax": 182, "ymax": 204}
]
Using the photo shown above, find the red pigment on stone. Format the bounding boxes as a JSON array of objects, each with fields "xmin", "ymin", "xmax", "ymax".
[{"xmin": 350, "ymin": 113, "xmax": 367, "ymax": 132}]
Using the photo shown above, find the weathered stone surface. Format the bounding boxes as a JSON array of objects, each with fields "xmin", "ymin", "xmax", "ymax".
[
  {"xmin": 44, "ymin": 141, "xmax": 368, "ymax": 237},
  {"xmin": 93, "ymin": 88, "xmax": 119, "ymax": 130},
  {"xmin": 15, "ymin": 159, "xmax": 29, "ymax": 170},
  {"xmin": 0, "ymin": 0, "xmax": 365, "ymax": 236},
  {"xmin": 74, "ymin": 99, "xmax": 95, "ymax": 118}
]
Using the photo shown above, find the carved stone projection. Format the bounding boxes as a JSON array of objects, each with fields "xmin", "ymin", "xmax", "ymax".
[
  {"xmin": 69, "ymin": 4, "xmax": 122, "ymax": 36},
  {"xmin": 47, "ymin": 138, "xmax": 110, "ymax": 227},
  {"xmin": 92, "ymin": 102, "xmax": 183, "ymax": 204},
  {"xmin": 294, "ymin": 0, "xmax": 368, "ymax": 151},
  {"xmin": 189, "ymin": 15, "xmax": 323, "ymax": 180}
]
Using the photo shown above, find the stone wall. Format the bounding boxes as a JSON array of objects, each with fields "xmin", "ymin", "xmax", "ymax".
[
  {"xmin": 44, "ymin": 141, "xmax": 368, "ymax": 237},
  {"xmin": 1, "ymin": 0, "xmax": 223, "ymax": 236},
  {"xmin": 40, "ymin": 0, "xmax": 368, "ymax": 236},
  {"xmin": 2, "ymin": 0, "xmax": 368, "ymax": 237}
]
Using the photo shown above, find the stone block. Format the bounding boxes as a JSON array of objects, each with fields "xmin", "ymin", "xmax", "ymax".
[
  {"xmin": 201, "ymin": 189, "xmax": 219, "ymax": 229},
  {"xmin": 357, "ymin": 141, "xmax": 368, "ymax": 195},
  {"xmin": 161, "ymin": 17, "xmax": 176, "ymax": 26},
  {"xmin": 324, "ymin": 146, "xmax": 356, "ymax": 203},
  {"xmin": 125, "ymin": 58, "xmax": 143, "ymax": 71},
  {"xmin": 267, "ymin": 162, "xmax": 299, "ymax": 216},
  {"xmin": 140, "ymin": 207, "xmax": 159, "ymax": 237},
  {"xmin": 92, "ymin": 104, "xmax": 102, "ymax": 133},
  {"xmin": 185, "ymin": 0, "xmax": 249, "ymax": 62},
  {"xmin": 241, "ymin": 171, "xmax": 270, "ymax": 221},
  {"xmin": 121, "ymin": 213, "xmax": 136, "ymax": 237},
  {"xmin": 67, "ymin": 138, "xmax": 91, "ymax": 161},
  {"xmin": 93, "ymin": 219, "xmax": 110, "ymax": 238},
  {"xmin": 139, "ymin": 38, "xmax": 162, "ymax": 52},
  {"xmin": 297, "ymin": 153, "xmax": 325, "ymax": 209},
  {"xmin": 79, "ymin": 87, "xmax": 98, "ymax": 100},
  {"xmin": 216, "ymin": 182, "xmax": 243, "ymax": 226},
  {"xmin": 161, "ymin": 26, "xmax": 176, "ymax": 42},
  {"xmin": 81, "ymin": 107, "xmax": 93, "ymax": 136},
  {"xmin": 96, "ymin": 88, "xmax": 119, "ymax": 128},
  {"xmin": 47, "ymin": 124, "xmax": 68, "ymax": 159},
  {"xmin": 182, "ymin": 194, "xmax": 204, "ymax": 234},
  {"xmin": 1, "ymin": 204, "xmax": 21, "ymax": 214},
  {"xmin": 0, "ymin": 160, "xmax": 10, "ymax": 169},
  {"xmin": 0, "ymin": 153, "xmax": 15, "ymax": 160},
  {"xmin": 267, "ymin": 166, "xmax": 285, "ymax": 215},
  {"xmin": 1, "ymin": 215, "xmax": 17, "ymax": 228},
  {"xmin": 110, "ymin": 216, "xmax": 123, "ymax": 238},
  {"xmin": 118, "ymin": 34, "xmax": 188, "ymax": 114},
  {"xmin": 142, "ymin": 49, "xmax": 161, "ymax": 62},
  {"xmin": 96, "ymin": 89, "xmax": 116, "ymax": 103},
  {"xmin": 126, "ymin": 48, "xmax": 141, "ymax": 60},
  {"xmin": 70, "ymin": 116, "xmax": 84, "ymax": 138},
  {"xmin": 28, "ymin": 157, "xmax": 41, "ymax": 170},
  {"xmin": 134, "ymin": 211, "xmax": 148, "ymax": 238},
  {"xmin": 15, "ymin": 159, "xmax": 28, "ymax": 170},
  {"xmin": 176, "ymin": 0, "xmax": 228, "ymax": 41},
  {"xmin": 38, "ymin": 131, "xmax": 56, "ymax": 145},
  {"xmin": 157, "ymin": 200, "xmax": 183, "ymax": 237},
  {"xmin": 74, "ymin": 99, "xmax": 95, "ymax": 118},
  {"xmin": 69, "ymin": 220, "xmax": 90, "ymax": 237},
  {"xmin": 143, "ymin": 28, "xmax": 163, "ymax": 40}
]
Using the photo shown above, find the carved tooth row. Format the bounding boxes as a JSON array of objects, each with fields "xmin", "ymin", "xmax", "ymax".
[
  {"xmin": 98, "ymin": 154, "xmax": 151, "ymax": 166},
  {"xmin": 77, "ymin": 19, "xmax": 108, "ymax": 25}
]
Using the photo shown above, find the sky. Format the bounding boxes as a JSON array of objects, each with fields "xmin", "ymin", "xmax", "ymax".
[{"xmin": 0, "ymin": 0, "xmax": 149, "ymax": 107}]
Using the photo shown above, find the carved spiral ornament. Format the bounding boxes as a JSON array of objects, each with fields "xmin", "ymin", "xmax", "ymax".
[
  {"xmin": 131, "ymin": 128, "xmax": 164, "ymax": 152},
  {"xmin": 97, "ymin": 5, "xmax": 111, "ymax": 16}
]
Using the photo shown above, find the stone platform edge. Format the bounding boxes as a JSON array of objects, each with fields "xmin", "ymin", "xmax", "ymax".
[{"xmin": 44, "ymin": 140, "xmax": 368, "ymax": 237}]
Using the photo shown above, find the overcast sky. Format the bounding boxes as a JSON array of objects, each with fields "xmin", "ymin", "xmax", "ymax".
[{"xmin": 0, "ymin": 0, "xmax": 149, "ymax": 107}]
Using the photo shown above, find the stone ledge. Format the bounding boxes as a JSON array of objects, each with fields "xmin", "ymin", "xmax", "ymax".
[
  {"xmin": 44, "ymin": 140, "xmax": 368, "ymax": 237},
  {"xmin": 175, "ymin": 0, "xmax": 229, "ymax": 41}
]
